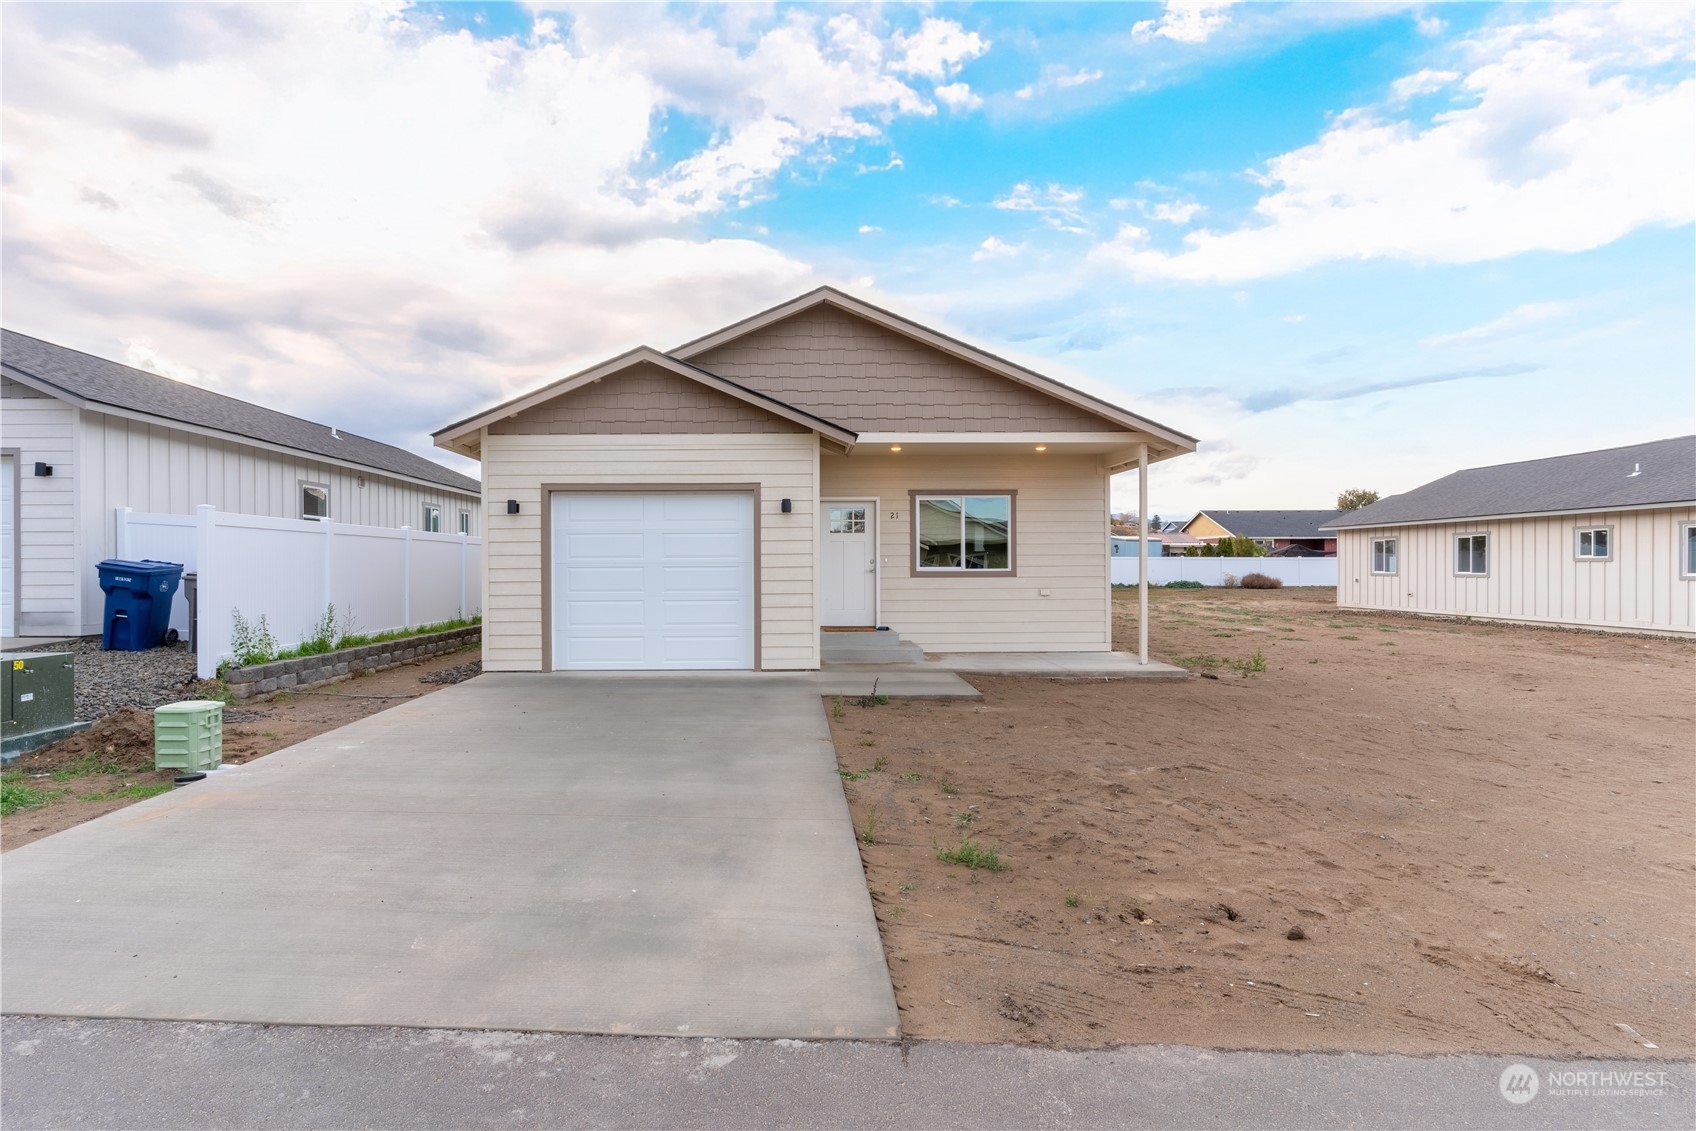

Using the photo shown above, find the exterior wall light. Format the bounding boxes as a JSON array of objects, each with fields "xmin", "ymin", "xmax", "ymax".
[
  {"xmin": 889, "ymin": 444, "xmax": 902, "ymax": 453},
  {"xmin": 1034, "ymin": 445, "xmax": 1048, "ymax": 452}
]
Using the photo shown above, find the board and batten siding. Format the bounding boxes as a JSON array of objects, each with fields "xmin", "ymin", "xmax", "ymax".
[
  {"xmin": 1336, "ymin": 506, "xmax": 1696, "ymax": 635},
  {"xmin": 821, "ymin": 451, "xmax": 1111, "ymax": 652},
  {"xmin": 1, "ymin": 377, "xmax": 79, "ymax": 634},
  {"xmin": 480, "ymin": 431, "xmax": 820, "ymax": 671}
]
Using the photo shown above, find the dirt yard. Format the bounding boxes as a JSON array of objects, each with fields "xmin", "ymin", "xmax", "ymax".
[
  {"xmin": 1, "ymin": 648, "xmax": 479, "ymax": 852},
  {"xmin": 829, "ymin": 587, "xmax": 1694, "ymax": 1057}
]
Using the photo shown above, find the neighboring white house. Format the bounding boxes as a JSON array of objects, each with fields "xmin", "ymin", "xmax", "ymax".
[
  {"xmin": 1325, "ymin": 436, "xmax": 1695, "ymax": 636},
  {"xmin": 0, "ymin": 329, "xmax": 482, "ymax": 638}
]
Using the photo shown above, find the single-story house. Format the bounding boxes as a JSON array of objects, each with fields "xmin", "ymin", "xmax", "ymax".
[
  {"xmin": 1110, "ymin": 535, "xmax": 1164, "ymax": 557},
  {"xmin": 1324, "ymin": 435, "xmax": 1695, "ymax": 635},
  {"xmin": 1, "ymin": 330, "xmax": 482, "ymax": 638},
  {"xmin": 433, "ymin": 286, "xmax": 1197, "ymax": 671},
  {"xmin": 1182, "ymin": 509, "xmax": 1341, "ymax": 555}
]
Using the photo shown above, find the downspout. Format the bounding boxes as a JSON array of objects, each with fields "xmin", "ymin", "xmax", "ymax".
[{"xmin": 1138, "ymin": 443, "xmax": 1149, "ymax": 666}]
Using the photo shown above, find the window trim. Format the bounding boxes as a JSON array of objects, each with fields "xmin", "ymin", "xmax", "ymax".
[
  {"xmin": 908, "ymin": 489, "xmax": 1017, "ymax": 577},
  {"xmin": 299, "ymin": 480, "xmax": 330, "ymax": 521},
  {"xmin": 1371, "ymin": 536, "xmax": 1399, "ymax": 576},
  {"xmin": 1573, "ymin": 525, "xmax": 1613, "ymax": 562},
  {"xmin": 459, "ymin": 509, "xmax": 472, "ymax": 535},
  {"xmin": 1681, "ymin": 522, "xmax": 1696, "ymax": 580},
  {"xmin": 1454, "ymin": 531, "xmax": 1490, "ymax": 577},
  {"xmin": 421, "ymin": 503, "xmax": 441, "ymax": 533}
]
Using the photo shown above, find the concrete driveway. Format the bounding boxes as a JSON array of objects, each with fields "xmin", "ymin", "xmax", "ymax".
[{"xmin": 0, "ymin": 675, "xmax": 899, "ymax": 1040}]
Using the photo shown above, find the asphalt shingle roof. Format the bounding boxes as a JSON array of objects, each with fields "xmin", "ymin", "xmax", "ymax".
[
  {"xmin": 1190, "ymin": 509, "xmax": 1344, "ymax": 538},
  {"xmin": 1, "ymin": 330, "xmax": 479, "ymax": 494},
  {"xmin": 1326, "ymin": 436, "xmax": 1696, "ymax": 529}
]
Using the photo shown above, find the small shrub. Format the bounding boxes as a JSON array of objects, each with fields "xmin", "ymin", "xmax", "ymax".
[
  {"xmin": 1064, "ymin": 892, "xmax": 1081, "ymax": 908},
  {"xmin": 230, "ymin": 609, "xmax": 278, "ymax": 666},
  {"xmin": 936, "ymin": 838, "xmax": 1008, "ymax": 872},
  {"xmin": 832, "ymin": 696, "xmax": 846, "ymax": 720},
  {"xmin": 859, "ymin": 806, "xmax": 881, "ymax": 845},
  {"xmin": 1240, "ymin": 572, "xmax": 1283, "ymax": 589},
  {"xmin": 952, "ymin": 810, "xmax": 978, "ymax": 826},
  {"xmin": 1220, "ymin": 573, "xmax": 1239, "ymax": 588},
  {"xmin": 1163, "ymin": 580, "xmax": 1204, "ymax": 588},
  {"xmin": 937, "ymin": 778, "xmax": 961, "ymax": 796},
  {"xmin": 1240, "ymin": 650, "xmax": 1267, "ymax": 674},
  {"xmin": 296, "ymin": 604, "xmax": 340, "ymax": 657}
]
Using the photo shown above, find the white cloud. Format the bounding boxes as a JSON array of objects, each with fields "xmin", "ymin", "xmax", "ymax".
[
  {"xmin": 971, "ymin": 236, "xmax": 1024, "ymax": 261},
  {"xmin": 934, "ymin": 82, "xmax": 983, "ymax": 111},
  {"xmin": 1148, "ymin": 199, "xmax": 1206, "ymax": 225},
  {"xmin": 858, "ymin": 224, "xmax": 882, "ymax": 234},
  {"xmin": 1014, "ymin": 67, "xmax": 1104, "ymax": 100},
  {"xmin": 1390, "ymin": 68, "xmax": 1460, "ymax": 101},
  {"xmin": 1282, "ymin": 313, "xmax": 1306, "ymax": 324},
  {"xmin": 928, "ymin": 193, "xmax": 963, "ymax": 208},
  {"xmin": 893, "ymin": 17, "xmax": 988, "ymax": 80},
  {"xmin": 0, "ymin": 6, "xmax": 968, "ymax": 461},
  {"xmin": 855, "ymin": 154, "xmax": 904, "ymax": 174},
  {"xmin": 993, "ymin": 181, "xmax": 1089, "ymax": 233},
  {"xmin": 1095, "ymin": 4, "xmax": 1696, "ymax": 282},
  {"xmin": 1132, "ymin": 1, "xmax": 1241, "ymax": 46},
  {"xmin": 1423, "ymin": 301, "xmax": 1571, "ymax": 346}
]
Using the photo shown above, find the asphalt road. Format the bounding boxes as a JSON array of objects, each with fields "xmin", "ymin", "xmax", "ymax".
[{"xmin": 3, "ymin": 1017, "xmax": 1690, "ymax": 1130}]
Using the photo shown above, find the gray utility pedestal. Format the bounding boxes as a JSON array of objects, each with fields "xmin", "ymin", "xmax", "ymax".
[{"xmin": 2, "ymin": 652, "xmax": 90, "ymax": 760}]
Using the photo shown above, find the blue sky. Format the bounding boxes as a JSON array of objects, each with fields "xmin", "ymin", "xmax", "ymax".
[{"xmin": 2, "ymin": 2, "xmax": 1691, "ymax": 516}]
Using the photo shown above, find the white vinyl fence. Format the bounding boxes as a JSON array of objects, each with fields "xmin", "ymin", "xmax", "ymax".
[
  {"xmin": 116, "ymin": 506, "xmax": 483, "ymax": 678},
  {"xmin": 1111, "ymin": 555, "xmax": 1337, "ymax": 587}
]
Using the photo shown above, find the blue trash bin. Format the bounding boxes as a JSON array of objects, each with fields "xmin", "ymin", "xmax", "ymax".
[{"xmin": 97, "ymin": 559, "xmax": 185, "ymax": 651}]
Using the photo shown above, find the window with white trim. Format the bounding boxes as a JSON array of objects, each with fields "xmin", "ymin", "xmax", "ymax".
[
  {"xmin": 459, "ymin": 510, "xmax": 472, "ymax": 535},
  {"xmin": 1455, "ymin": 533, "xmax": 1488, "ymax": 576},
  {"xmin": 422, "ymin": 504, "xmax": 441, "ymax": 533},
  {"xmin": 1372, "ymin": 537, "xmax": 1398, "ymax": 575},
  {"xmin": 1574, "ymin": 526, "xmax": 1611, "ymax": 561},
  {"xmin": 1682, "ymin": 522, "xmax": 1696, "ymax": 579},
  {"xmin": 914, "ymin": 494, "xmax": 1012, "ymax": 572},
  {"xmin": 300, "ymin": 482, "xmax": 329, "ymax": 520}
]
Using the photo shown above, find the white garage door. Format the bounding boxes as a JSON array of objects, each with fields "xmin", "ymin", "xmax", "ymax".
[
  {"xmin": 551, "ymin": 492, "xmax": 755, "ymax": 670},
  {"xmin": 0, "ymin": 454, "xmax": 14, "ymax": 637}
]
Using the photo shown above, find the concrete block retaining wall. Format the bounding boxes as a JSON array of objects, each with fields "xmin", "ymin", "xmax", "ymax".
[{"xmin": 223, "ymin": 626, "xmax": 480, "ymax": 700}]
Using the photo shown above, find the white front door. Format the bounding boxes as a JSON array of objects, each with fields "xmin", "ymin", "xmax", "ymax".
[
  {"xmin": 551, "ymin": 491, "xmax": 755, "ymax": 670},
  {"xmin": 820, "ymin": 500, "xmax": 876, "ymax": 627}
]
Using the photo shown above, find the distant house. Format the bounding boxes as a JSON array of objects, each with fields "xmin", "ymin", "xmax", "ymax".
[
  {"xmin": 1182, "ymin": 510, "xmax": 1342, "ymax": 556},
  {"xmin": 0, "ymin": 330, "xmax": 482, "ymax": 638},
  {"xmin": 1110, "ymin": 535, "xmax": 1163, "ymax": 557},
  {"xmin": 1324, "ymin": 436, "xmax": 1695, "ymax": 635}
]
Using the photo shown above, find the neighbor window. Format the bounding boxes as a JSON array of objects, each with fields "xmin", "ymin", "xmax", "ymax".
[
  {"xmin": 1575, "ymin": 526, "xmax": 1612, "ymax": 561},
  {"xmin": 1682, "ymin": 523, "xmax": 1696, "ymax": 579},
  {"xmin": 300, "ymin": 482, "xmax": 329, "ymax": 521},
  {"xmin": 914, "ymin": 493, "xmax": 1013, "ymax": 572},
  {"xmin": 1455, "ymin": 533, "xmax": 1488, "ymax": 575},
  {"xmin": 1252, "ymin": 538, "xmax": 1275, "ymax": 552},
  {"xmin": 459, "ymin": 510, "xmax": 472, "ymax": 535},
  {"xmin": 422, "ymin": 504, "xmax": 441, "ymax": 533},
  {"xmin": 1372, "ymin": 537, "xmax": 1398, "ymax": 575}
]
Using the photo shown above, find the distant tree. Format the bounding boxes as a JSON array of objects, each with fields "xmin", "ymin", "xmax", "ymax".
[
  {"xmin": 1197, "ymin": 535, "xmax": 1268, "ymax": 557},
  {"xmin": 1336, "ymin": 488, "xmax": 1380, "ymax": 510}
]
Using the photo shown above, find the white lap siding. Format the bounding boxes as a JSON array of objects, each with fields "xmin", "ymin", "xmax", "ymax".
[
  {"xmin": 821, "ymin": 451, "xmax": 1111, "ymax": 652},
  {"xmin": 480, "ymin": 432, "xmax": 820, "ymax": 671},
  {"xmin": 1336, "ymin": 506, "xmax": 1696, "ymax": 634},
  {"xmin": 0, "ymin": 378, "xmax": 78, "ymax": 634}
]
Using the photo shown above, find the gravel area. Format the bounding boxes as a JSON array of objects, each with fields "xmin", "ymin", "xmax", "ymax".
[
  {"xmin": 16, "ymin": 639, "xmax": 200, "ymax": 721},
  {"xmin": 419, "ymin": 660, "xmax": 481, "ymax": 685}
]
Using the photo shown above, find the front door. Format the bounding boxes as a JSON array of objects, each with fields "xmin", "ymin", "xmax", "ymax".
[{"xmin": 821, "ymin": 500, "xmax": 876, "ymax": 627}]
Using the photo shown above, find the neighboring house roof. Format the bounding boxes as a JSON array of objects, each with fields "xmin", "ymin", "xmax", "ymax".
[
  {"xmin": 1326, "ymin": 436, "xmax": 1696, "ymax": 529},
  {"xmin": 2, "ymin": 329, "xmax": 479, "ymax": 494},
  {"xmin": 1184, "ymin": 510, "xmax": 1343, "ymax": 539}
]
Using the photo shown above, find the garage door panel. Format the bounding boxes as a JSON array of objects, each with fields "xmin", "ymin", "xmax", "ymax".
[
  {"xmin": 564, "ymin": 532, "xmax": 645, "ymax": 560},
  {"xmin": 552, "ymin": 491, "xmax": 755, "ymax": 671}
]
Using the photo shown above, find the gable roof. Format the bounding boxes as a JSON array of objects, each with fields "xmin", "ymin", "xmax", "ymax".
[
  {"xmin": 2, "ymin": 329, "xmax": 479, "ymax": 494},
  {"xmin": 1326, "ymin": 435, "xmax": 1696, "ymax": 529},
  {"xmin": 432, "ymin": 346, "xmax": 858, "ymax": 457},
  {"xmin": 1185, "ymin": 509, "xmax": 1344, "ymax": 539},
  {"xmin": 669, "ymin": 286, "xmax": 1197, "ymax": 460}
]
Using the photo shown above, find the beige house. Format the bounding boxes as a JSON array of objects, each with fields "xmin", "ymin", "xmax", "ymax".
[
  {"xmin": 433, "ymin": 287, "xmax": 1196, "ymax": 671},
  {"xmin": 1325, "ymin": 436, "xmax": 1695, "ymax": 635}
]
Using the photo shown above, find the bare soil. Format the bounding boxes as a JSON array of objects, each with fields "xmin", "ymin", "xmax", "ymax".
[
  {"xmin": 829, "ymin": 587, "xmax": 1695, "ymax": 1057},
  {"xmin": 2, "ymin": 647, "xmax": 479, "ymax": 852}
]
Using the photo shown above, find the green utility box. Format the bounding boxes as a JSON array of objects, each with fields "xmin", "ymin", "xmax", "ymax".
[
  {"xmin": 154, "ymin": 700, "xmax": 224, "ymax": 772},
  {"xmin": 2, "ymin": 652, "xmax": 89, "ymax": 760}
]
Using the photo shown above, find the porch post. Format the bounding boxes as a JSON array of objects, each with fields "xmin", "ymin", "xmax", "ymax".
[{"xmin": 1138, "ymin": 443, "xmax": 1149, "ymax": 666}]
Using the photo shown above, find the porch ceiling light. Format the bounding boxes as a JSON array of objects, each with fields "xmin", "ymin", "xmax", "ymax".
[
  {"xmin": 890, "ymin": 444, "xmax": 902, "ymax": 452},
  {"xmin": 1034, "ymin": 444, "xmax": 1048, "ymax": 452}
]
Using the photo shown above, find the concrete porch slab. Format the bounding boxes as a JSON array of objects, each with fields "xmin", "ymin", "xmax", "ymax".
[
  {"xmin": 825, "ymin": 652, "xmax": 1189, "ymax": 679},
  {"xmin": 546, "ymin": 669, "xmax": 983, "ymax": 699}
]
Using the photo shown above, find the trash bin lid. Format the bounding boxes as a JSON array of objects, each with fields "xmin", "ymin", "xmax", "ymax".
[{"xmin": 97, "ymin": 558, "xmax": 186, "ymax": 574}]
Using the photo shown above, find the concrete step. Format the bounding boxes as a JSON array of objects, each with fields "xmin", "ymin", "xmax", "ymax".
[{"xmin": 820, "ymin": 630, "xmax": 925, "ymax": 664}]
